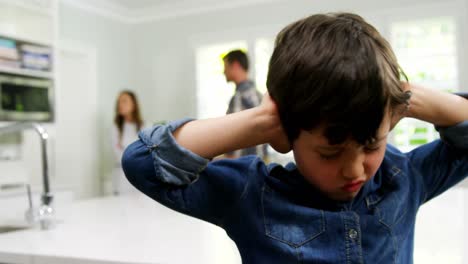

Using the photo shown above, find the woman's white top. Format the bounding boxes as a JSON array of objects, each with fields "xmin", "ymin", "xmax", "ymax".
[{"xmin": 111, "ymin": 121, "xmax": 142, "ymax": 195}]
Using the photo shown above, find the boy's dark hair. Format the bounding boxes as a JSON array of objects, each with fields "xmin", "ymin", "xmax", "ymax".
[
  {"xmin": 267, "ymin": 12, "xmax": 409, "ymax": 145},
  {"xmin": 223, "ymin": 49, "xmax": 249, "ymax": 71}
]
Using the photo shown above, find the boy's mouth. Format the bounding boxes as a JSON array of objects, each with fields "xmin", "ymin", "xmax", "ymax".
[{"xmin": 341, "ymin": 181, "xmax": 364, "ymax": 193}]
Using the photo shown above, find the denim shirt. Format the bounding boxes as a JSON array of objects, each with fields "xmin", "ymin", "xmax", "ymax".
[{"xmin": 122, "ymin": 118, "xmax": 468, "ymax": 264}]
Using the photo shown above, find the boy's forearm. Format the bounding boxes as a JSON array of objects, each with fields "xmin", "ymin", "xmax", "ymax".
[
  {"xmin": 172, "ymin": 107, "xmax": 273, "ymax": 159},
  {"xmin": 407, "ymin": 85, "xmax": 468, "ymax": 126}
]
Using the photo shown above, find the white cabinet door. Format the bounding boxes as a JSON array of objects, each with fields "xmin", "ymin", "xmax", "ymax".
[{"xmin": 55, "ymin": 45, "xmax": 99, "ymax": 199}]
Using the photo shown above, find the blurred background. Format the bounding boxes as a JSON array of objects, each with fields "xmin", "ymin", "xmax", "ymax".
[{"xmin": 0, "ymin": 0, "xmax": 466, "ymax": 263}]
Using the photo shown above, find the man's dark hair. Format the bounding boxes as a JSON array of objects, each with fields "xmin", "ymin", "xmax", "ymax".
[
  {"xmin": 223, "ymin": 49, "xmax": 249, "ymax": 71},
  {"xmin": 267, "ymin": 12, "xmax": 409, "ymax": 145}
]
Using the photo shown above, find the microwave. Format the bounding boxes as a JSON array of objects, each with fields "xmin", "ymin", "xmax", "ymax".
[{"xmin": 0, "ymin": 74, "xmax": 53, "ymax": 122}]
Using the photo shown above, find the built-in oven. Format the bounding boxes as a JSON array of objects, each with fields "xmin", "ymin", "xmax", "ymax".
[{"xmin": 0, "ymin": 74, "xmax": 53, "ymax": 122}]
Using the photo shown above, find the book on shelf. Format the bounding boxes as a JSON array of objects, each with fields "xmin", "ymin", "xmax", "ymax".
[
  {"xmin": 0, "ymin": 59, "xmax": 21, "ymax": 68},
  {"xmin": 19, "ymin": 44, "xmax": 52, "ymax": 71},
  {"xmin": 0, "ymin": 38, "xmax": 19, "ymax": 61}
]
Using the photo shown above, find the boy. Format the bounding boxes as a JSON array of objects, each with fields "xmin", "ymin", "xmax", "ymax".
[{"xmin": 122, "ymin": 13, "xmax": 468, "ymax": 263}]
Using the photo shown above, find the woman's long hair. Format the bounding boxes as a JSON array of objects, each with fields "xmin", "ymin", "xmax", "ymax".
[{"xmin": 114, "ymin": 90, "xmax": 143, "ymax": 141}]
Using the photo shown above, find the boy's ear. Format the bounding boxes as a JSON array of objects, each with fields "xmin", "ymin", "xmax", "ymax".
[
  {"xmin": 390, "ymin": 104, "xmax": 408, "ymax": 131},
  {"xmin": 390, "ymin": 83, "xmax": 413, "ymax": 131},
  {"xmin": 389, "ymin": 113, "xmax": 400, "ymax": 131}
]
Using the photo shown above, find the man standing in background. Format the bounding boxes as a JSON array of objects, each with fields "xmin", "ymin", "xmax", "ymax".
[{"xmin": 223, "ymin": 49, "xmax": 268, "ymax": 160}]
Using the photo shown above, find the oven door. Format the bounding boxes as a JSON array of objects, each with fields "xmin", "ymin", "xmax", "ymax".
[{"xmin": 0, "ymin": 75, "xmax": 53, "ymax": 122}]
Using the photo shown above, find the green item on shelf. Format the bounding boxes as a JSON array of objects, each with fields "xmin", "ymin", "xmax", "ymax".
[
  {"xmin": 0, "ymin": 38, "xmax": 16, "ymax": 49},
  {"xmin": 16, "ymin": 103, "xmax": 24, "ymax": 111}
]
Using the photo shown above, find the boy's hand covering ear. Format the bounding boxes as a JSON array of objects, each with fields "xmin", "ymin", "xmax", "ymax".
[
  {"xmin": 390, "ymin": 82, "xmax": 412, "ymax": 130},
  {"xmin": 261, "ymin": 93, "xmax": 291, "ymax": 153}
]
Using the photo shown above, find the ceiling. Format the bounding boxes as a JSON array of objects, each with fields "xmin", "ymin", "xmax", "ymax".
[
  {"xmin": 63, "ymin": 0, "xmax": 280, "ymax": 23},
  {"xmin": 101, "ymin": 0, "xmax": 176, "ymax": 10},
  {"xmin": 3, "ymin": 0, "xmax": 283, "ymax": 24}
]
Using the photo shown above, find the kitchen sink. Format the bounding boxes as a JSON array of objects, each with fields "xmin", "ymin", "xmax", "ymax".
[{"xmin": 0, "ymin": 225, "xmax": 30, "ymax": 234}]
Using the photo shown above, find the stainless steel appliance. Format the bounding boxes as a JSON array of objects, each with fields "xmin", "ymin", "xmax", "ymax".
[{"xmin": 0, "ymin": 74, "xmax": 53, "ymax": 121}]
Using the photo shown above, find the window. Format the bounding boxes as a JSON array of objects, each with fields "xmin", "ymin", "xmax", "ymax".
[
  {"xmin": 389, "ymin": 16, "xmax": 465, "ymax": 264},
  {"xmin": 390, "ymin": 17, "xmax": 458, "ymax": 152},
  {"xmin": 195, "ymin": 41, "xmax": 247, "ymax": 119},
  {"xmin": 254, "ymin": 37, "xmax": 274, "ymax": 94},
  {"xmin": 195, "ymin": 38, "xmax": 275, "ymax": 119},
  {"xmin": 196, "ymin": 38, "xmax": 294, "ymax": 163}
]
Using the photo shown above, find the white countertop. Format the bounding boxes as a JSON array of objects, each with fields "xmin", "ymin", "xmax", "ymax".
[
  {"xmin": 0, "ymin": 193, "xmax": 241, "ymax": 264},
  {"xmin": 0, "ymin": 186, "xmax": 467, "ymax": 264}
]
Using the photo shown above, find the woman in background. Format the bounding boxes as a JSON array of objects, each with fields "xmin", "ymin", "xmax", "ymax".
[{"xmin": 111, "ymin": 90, "xmax": 144, "ymax": 195}]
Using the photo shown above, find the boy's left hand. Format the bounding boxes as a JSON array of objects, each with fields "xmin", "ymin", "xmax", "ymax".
[
  {"xmin": 390, "ymin": 82, "xmax": 411, "ymax": 130},
  {"xmin": 396, "ymin": 83, "xmax": 468, "ymax": 127}
]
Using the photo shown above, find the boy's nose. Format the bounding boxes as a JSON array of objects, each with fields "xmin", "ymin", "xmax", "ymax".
[{"xmin": 342, "ymin": 153, "xmax": 365, "ymax": 180}]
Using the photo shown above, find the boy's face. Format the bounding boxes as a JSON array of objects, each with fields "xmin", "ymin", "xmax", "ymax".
[{"xmin": 292, "ymin": 112, "xmax": 391, "ymax": 201}]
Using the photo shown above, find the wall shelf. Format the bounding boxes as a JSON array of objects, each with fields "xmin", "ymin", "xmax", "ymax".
[
  {"xmin": 0, "ymin": 32, "xmax": 52, "ymax": 48},
  {"xmin": 0, "ymin": 65, "xmax": 52, "ymax": 79}
]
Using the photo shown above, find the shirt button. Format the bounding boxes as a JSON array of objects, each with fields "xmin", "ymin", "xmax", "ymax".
[{"xmin": 349, "ymin": 229, "xmax": 358, "ymax": 240}]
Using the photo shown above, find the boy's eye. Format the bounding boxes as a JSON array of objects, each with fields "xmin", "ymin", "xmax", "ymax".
[
  {"xmin": 319, "ymin": 152, "xmax": 341, "ymax": 160},
  {"xmin": 364, "ymin": 145, "xmax": 381, "ymax": 153}
]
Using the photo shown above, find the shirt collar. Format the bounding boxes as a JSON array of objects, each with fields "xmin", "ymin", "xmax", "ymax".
[{"xmin": 236, "ymin": 80, "xmax": 254, "ymax": 92}]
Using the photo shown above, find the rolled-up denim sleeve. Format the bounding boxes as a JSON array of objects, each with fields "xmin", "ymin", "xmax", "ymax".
[
  {"xmin": 409, "ymin": 92, "xmax": 468, "ymax": 203},
  {"xmin": 121, "ymin": 118, "xmax": 257, "ymax": 226},
  {"xmin": 437, "ymin": 121, "xmax": 468, "ymax": 150},
  {"xmin": 136, "ymin": 118, "xmax": 209, "ymax": 185},
  {"xmin": 436, "ymin": 92, "xmax": 468, "ymax": 150}
]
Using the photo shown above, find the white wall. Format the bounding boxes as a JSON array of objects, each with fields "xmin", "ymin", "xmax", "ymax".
[
  {"xmin": 0, "ymin": 2, "xmax": 53, "ymax": 45},
  {"xmin": 131, "ymin": 0, "xmax": 468, "ymax": 122},
  {"xmin": 58, "ymin": 2, "xmax": 135, "ymax": 195}
]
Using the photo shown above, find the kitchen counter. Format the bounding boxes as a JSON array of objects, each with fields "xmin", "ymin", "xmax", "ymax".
[
  {"xmin": 0, "ymin": 193, "xmax": 241, "ymax": 264},
  {"xmin": 0, "ymin": 186, "xmax": 467, "ymax": 264}
]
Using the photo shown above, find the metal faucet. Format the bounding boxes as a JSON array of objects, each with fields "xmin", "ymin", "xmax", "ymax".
[{"xmin": 0, "ymin": 122, "xmax": 54, "ymax": 230}]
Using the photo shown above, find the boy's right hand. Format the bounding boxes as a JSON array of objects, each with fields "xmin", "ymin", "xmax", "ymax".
[
  {"xmin": 172, "ymin": 92, "xmax": 291, "ymax": 159},
  {"xmin": 260, "ymin": 93, "xmax": 291, "ymax": 153}
]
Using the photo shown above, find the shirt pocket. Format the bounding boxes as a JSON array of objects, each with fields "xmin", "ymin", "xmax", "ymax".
[
  {"xmin": 367, "ymin": 167, "xmax": 414, "ymax": 240},
  {"xmin": 370, "ymin": 192, "xmax": 407, "ymax": 229},
  {"xmin": 261, "ymin": 184, "xmax": 326, "ymax": 248}
]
